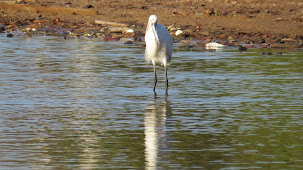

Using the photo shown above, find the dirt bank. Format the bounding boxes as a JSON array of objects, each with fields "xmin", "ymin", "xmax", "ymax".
[{"xmin": 1, "ymin": 0, "xmax": 302, "ymax": 48}]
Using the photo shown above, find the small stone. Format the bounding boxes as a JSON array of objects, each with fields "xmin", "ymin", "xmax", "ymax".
[
  {"xmin": 0, "ymin": 27, "xmax": 5, "ymax": 33},
  {"xmin": 204, "ymin": 39, "xmax": 211, "ymax": 43},
  {"xmin": 7, "ymin": 33, "xmax": 14, "ymax": 38},
  {"xmin": 228, "ymin": 36, "xmax": 234, "ymax": 40},
  {"xmin": 86, "ymin": 5, "xmax": 94, "ymax": 8},
  {"xmin": 200, "ymin": 31, "xmax": 210, "ymax": 36},
  {"xmin": 218, "ymin": 34, "xmax": 228, "ymax": 39},
  {"xmin": 124, "ymin": 40, "xmax": 133, "ymax": 44},
  {"xmin": 64, "ymin": 1, "xmax": 72, "ymax": 5},
  {"xmin": 16, "ymin": 0, "xmax": 24, "ymax": 4},
  {"xmin": 175, "ymin": 30, "xmax": 183, "ymax": 36},
  {"xmin": 239, "ymin": 45, "xmax": 247, "ymax": 52},
  {"xmin": 187, "ymin": 45, "xmax": 194, "ymax": 49}
]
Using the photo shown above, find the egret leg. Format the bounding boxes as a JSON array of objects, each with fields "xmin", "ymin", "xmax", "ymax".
[
  {"xmin": 153, "ymin": 65, "xmax": 157, "ymax": 92},
  {"xmin": 165, "ymin": 67, "xmax": 168, "ymax": 93}
]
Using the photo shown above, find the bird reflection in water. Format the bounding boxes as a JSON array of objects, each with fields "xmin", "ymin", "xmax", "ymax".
[{"xmin": 144, "ymin": 97, "xmax": 172, "ymax": 170}]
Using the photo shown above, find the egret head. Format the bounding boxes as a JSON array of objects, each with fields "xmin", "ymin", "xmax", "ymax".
[
  {"xmin": 148, "ymin": 15, "xmax": 159, "ymax": 44},
  {"xmin": 149, "ymin": 15, "xmax": 158, "ymax": 25}
]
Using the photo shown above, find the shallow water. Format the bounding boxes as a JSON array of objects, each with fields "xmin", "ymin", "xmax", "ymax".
[{"xmin": 0, "ymin": 35, "xmax": 302, "ymax": 169}]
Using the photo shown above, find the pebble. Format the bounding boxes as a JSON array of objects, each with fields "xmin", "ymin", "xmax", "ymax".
[
  {"xmin": 6, "ymin": 33, "xmax": 14, "ymax": 38},
  {"xmin": 175, "ymin": 30, "xmax": 183, "ymax": 36},
  {"xmin": 124, "ymin": 40, "xmax": 133, "ymax": 44},
  {"xmin": 0, "ymin": 27, "xmax": 5, "ymax": 33},
  {"xmin": 261, "ymin": 52, "xmax": 274, "ymax": 55},
  {"xmin": 104, "ymin": 37, "xmax": 120, "ymax": 41},
  {"xmin": 86, "ymin": 5, "xmax": 94, "ymax": 8},
  {"xmin": 239, "ymin": 45, "xmax": 247, "ymax": 52}
]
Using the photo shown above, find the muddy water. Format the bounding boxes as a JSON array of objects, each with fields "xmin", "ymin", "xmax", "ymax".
[{"xmin": 0, "ymin": 35, "xmax": 302, "ymax": 169}]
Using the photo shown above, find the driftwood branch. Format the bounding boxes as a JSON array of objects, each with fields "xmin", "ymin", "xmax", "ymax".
[
  {"xmin": 95, "ymin": 20, "xmax": 127, "ymax": 27},
  {"xmin": 101, "ymin": 26, "xmax": 131, "ymax": 33}
]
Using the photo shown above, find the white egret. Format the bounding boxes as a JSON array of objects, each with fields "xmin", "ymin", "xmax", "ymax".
[{"xmin": 145, "ymin": 15, "xmax": 173, "ymax": 94}]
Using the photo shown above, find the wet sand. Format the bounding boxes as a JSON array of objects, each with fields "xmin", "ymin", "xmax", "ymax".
[{"xmin": 0, "ymin": 0, "xmax": 302, "ymax": 48}]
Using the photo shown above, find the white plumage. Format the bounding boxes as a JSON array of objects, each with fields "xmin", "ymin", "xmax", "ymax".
[{"xmin": 145, "ymin": 15, "xmax": 173, "ymax": 94}]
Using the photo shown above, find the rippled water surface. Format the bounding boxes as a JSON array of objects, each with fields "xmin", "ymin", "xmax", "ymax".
[{"xmin": 0, "ymin": 35, "xmax": 302, "ymax": 169}]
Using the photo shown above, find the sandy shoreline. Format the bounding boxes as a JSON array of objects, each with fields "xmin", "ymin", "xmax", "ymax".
[{"xmin": 0, "ymin": 0, "xmax": 302, "ymax": 48}]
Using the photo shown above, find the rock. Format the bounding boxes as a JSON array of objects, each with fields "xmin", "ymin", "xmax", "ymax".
[
  {"xmin": 16, "ymin": 0, "xmax": 24, "ymax": 4},
  {"xmin": 218, "ymin": 34, "xmax": 228, "ymax": 39},
  {"xmin": 204, "ymin": 8, "xmax": 216, "ymax": 16},
  {"xmin": 126, "ymin": 29, "xmax": 134, "ymax": 33},
  {"xmin": 260, "ymin": 38, "xmax": 266, "ymax": 43},
  {"xmin": 179, "ymin": 40, "xmax": 191, "ymax": 44},
  {"xmin": 104, "ymin": 37, "xmax": 120, "ymax": 41},
  {"xmin": 200, "ymin": 31, "xmax": 210, "ymax": 36},
  {"xmin": 6, "ymin": 33, "xmax": 13, "ymax": 37},
  {"xmin": 187, "ymin": 45, "xmax": 194, "ymax": 49},
  {"xmin": 262, "ymin": 33, "xmax": 271, "ymax": 38},
  {"xmin": 64, "ymin": 1, "xmax": 72, "ymax": 5},
  {"xmin": 228, "ymin": 36, "xmax": 234, "ymax": 40},
  {"xmin": 239, "ymin": 45, "xmax": 247, "ymax": 51},
  {"xmin": 175, "ymin": 30, "xmax": 183, "ymax": 36},
  {"xmin": 205, "ymin": 42, "xmax": 225, "ymax": 50},
  {"xmin": 204, "ymin": 39, "xmax": 211, "ymax": 43},
  {"xmin": 206, "ymin": 42, "xmax": 225, "ymax": 47},
  {"xmin": 86, "ymin": 5, "xmax": 94, "ymax": 8},
  {"xmin": 124, "ymin": 40, "xmax": 133, "ymax": 44},
  {"xmin": 6, "ymin": 25, "xmax": 14, "ymax": 29},
  {"xmin": 0, "ymin": 27, "xmax": 5, "ymax": 33},
  {"xmin": 262, "ymin": 43, "xmax": 271, "ymax": 48}
]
